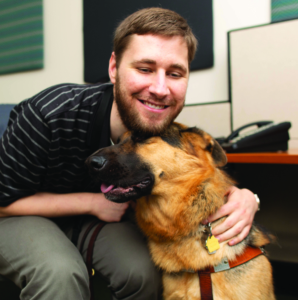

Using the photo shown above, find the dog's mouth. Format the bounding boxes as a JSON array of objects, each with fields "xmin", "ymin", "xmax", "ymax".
[{"xmin": 100, "ymin": 176, "xmax": 154, "ymax": 202}]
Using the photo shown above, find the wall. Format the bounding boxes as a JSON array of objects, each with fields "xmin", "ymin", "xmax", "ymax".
[
  {"xmin": 0, "ymin": 0, "xmax": 272, "ymax": 139},
  {"xmin": 0, "ymin": 0, "xmax": 84, "ymax": 103},
  {"xmin": 229, "ymin": 19, "xmax": 298, "ymax": 148},
  {"xmin": 176, "ymin": 0, "xmax": 271, "ymax": 138}
]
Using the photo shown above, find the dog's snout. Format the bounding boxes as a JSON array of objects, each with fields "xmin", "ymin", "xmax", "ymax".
[{"xmin": 88, "ymin": 156, "xmax": 107, "ymax": 171}]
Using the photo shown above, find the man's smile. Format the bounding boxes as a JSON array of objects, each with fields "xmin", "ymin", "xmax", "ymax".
[{"xmin": 139, "ymin": 100, "xmax": 169, "ymax": 111}]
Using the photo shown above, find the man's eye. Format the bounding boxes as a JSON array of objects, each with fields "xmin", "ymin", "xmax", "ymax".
[
  {"xmin": 169, "ymin": 72, "xmax": 182, "ymax": 78},
  {"xmin": 138, "ymin": 68, "xmax": 151, "ymax": 73}
]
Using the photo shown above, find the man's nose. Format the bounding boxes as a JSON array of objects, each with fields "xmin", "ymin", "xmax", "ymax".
[{"xmin": 148, "ymin": 71, "xmax": 170, "ymax": 99}]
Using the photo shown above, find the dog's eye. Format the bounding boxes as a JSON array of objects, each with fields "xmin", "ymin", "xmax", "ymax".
[{"xmin": 159, "ymin": 171, "xmax": 165, "ymax": 178}]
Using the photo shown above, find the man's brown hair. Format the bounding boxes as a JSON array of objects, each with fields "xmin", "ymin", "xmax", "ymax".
[{"xmin": 113, "ymin": 7, "xmax": 198, "ymax": 67}]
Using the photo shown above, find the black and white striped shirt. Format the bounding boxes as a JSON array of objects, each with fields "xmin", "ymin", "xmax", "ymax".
[{"xmin": 0, "ymin": 82, "xmax": 113, "ymax": 206}]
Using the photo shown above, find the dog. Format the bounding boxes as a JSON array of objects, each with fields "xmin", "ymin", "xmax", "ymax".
[{"xmin": 86, "ymin": 122, "xmax": 275, "ymax": 300}]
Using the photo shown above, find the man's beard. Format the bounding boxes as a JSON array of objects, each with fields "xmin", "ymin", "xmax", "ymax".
[{"xmin": 114, "ymin": 75, "xmax": 183, "ymax": 137}]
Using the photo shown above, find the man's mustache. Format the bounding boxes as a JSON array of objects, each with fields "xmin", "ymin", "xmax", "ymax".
[{"xmin": 132, "ymin": 93, "xmax": 170, "ymax": 103}]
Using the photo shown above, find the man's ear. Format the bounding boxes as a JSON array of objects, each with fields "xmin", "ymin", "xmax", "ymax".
[{"xmin": 109, "ymin": 52, "xmax": 117, "ymax": 84}]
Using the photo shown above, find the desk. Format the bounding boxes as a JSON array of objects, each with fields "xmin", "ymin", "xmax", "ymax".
[
  {"xmin": 226, "ymin": 150, "xmax": 298, "ymax": 265},
  {"xmin": 226, "ymin": 149, "xmax": 298, "ymax": 164}
]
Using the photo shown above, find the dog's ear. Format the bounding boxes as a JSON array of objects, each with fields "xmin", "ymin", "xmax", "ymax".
[
  {"xmin": 176, "ymin": 124, "xmax": 227, "ymax": 167},
  {"xmin": 206, "ymin": 138, "xmax": 227, "ymax": 167}
]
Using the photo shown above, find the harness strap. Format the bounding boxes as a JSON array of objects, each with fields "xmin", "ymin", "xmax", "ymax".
[
  {"xmin": 79, "ymin": 221, "xmax": 106, "ymax": 300},
  {"xmin": 198, "ymin": 246, "xmax": 263, "ymax": 300},
  {"xmin": 79, "ymin": 220, "xmax": 100, "ymax": 254},
  {"xmin": 86, "ymin": 221, "xmax": 106, "ymax": 277},
  {"xmin": 198, "ymin": 271, "xmax": 213, "ymax": 300}
]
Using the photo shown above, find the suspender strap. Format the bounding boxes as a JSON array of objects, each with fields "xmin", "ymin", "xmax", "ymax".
[{"xmin": 198, "ymin": 246, "xmax": 263, "ymax": 300}]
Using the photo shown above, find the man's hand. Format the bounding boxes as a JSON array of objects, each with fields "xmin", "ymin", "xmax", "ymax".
[
  {"xmin": 90, "ymin": 194, "xmax": 130, "ymax": 222},
  {"xmin": 204, "ymin": 187, "xmax": 258, "ymax": 246}
]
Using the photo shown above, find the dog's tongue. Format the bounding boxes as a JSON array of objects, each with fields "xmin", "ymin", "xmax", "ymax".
[{"xmin": 101, "ymin": 183, "xmax": 115, "ymax": 194}]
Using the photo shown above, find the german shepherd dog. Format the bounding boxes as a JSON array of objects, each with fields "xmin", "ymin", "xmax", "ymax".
[{"xmin": 86, "ymin": 122, "xmax": 275, "ymax": 300}]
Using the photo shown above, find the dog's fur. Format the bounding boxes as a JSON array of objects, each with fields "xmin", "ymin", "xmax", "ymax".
[{"xmin": 86, "ymin": 122, "xmax": 275, "ymax": 300}]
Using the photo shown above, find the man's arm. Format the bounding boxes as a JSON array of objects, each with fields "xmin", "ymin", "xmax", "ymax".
[
  {"xmin": 204, "ymin": 187, "xmax": 258, "ymax": 245},
  {"xmin": 0, "ymin": 192, "xmax": 129, "ymax": 222}
]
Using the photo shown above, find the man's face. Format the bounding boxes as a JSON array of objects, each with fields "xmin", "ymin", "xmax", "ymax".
[{"xmin": 109, "ymin": 34, "xmax": 189, "ymax": 135}]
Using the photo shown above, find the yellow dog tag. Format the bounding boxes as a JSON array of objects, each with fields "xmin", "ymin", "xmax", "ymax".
[{"xmin": 206, "ymin": 235, "xmax": 220, "ymax": 254}]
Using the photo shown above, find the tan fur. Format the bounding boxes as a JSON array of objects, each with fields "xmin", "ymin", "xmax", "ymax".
[{"xmin": 131, "ymin": 123, "xmax": 275, "ymax": 300}]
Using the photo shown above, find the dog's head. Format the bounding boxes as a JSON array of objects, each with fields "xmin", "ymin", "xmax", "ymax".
[{"xmin": 85, "ymin": 123, "xmax": 227, "ymax": 203}]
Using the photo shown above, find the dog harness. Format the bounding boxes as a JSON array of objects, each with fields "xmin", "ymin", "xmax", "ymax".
[
  {"xmin": 198, "ymin": 246, "xmax": 264, "ymax": 300},
  {"xmin": 79, "ymin": 220, "xmax": 264, "ymax": 300},
  {"xmin": 78, "ymin": 220, "xmax": 106, "ymax": 300}
]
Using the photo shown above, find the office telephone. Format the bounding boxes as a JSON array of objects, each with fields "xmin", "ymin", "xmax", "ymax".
[{"xmin": 216, "ymin": 121, "xmax": 291, "ymax": 153}]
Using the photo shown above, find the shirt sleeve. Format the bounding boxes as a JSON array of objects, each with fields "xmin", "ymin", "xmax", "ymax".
[{"xmin": 0, "ymin": 100, "xmax": 51, "ymax": 206}]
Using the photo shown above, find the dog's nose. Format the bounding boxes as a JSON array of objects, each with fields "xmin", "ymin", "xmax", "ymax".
[{"xmin": 88, "ymin": 156, "xmax": 107, "ymax": 171}]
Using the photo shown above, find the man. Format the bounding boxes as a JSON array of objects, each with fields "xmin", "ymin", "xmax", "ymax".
[{"xmin": 0, "ymin": 7, "xmax": 258, "ymax": 300}]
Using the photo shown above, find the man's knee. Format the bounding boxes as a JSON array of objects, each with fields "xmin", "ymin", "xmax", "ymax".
[
  {"xmin": 29, "ymin": 253, "xmax": 89, "ymax": 284},
  {"xmin": 19, "ymin": 249, "xmax": 90, "ymax": 299},
  {"xmin": 0, "ymin": 216, "xmax": 90, "ymax": 298},
  {"xmin": 87, "ymin": 221, "xmax": 162, "ymax": 299},
  {"xmin": 109, "ymin": 250, "xmax": 162, "ymax": 299}
]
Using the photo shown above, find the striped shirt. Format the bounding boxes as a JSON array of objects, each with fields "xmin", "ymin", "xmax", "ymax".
[{"xmin": 0, "ymin": 82, "xmax": 114, "ymax": 206}]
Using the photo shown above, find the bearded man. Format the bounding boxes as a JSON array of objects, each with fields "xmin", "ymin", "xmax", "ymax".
[{"xmin": 0, "ymin": 7, "xmax": 259, "ymax": 300}]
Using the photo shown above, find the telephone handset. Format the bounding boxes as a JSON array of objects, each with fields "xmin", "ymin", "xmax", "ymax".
[{"xmin": 217, "ymin": 121, "xmax": 291, "ymax": 153}]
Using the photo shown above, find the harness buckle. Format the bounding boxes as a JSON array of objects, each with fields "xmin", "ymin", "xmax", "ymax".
[{"xmin": 213, "ymin": 258, "xmax": 230, "ymax": 272}]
